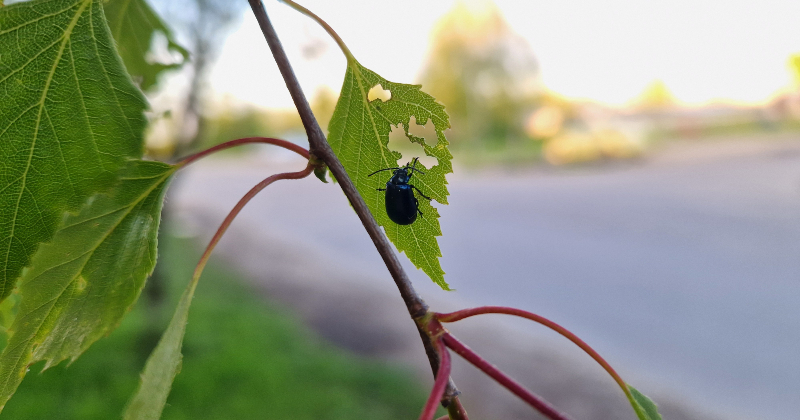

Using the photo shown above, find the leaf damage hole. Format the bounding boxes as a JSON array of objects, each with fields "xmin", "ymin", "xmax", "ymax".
[
  {"xmin": 408, "ymin": 116, "xmax": 438, "ymax": 147},
  {"xmin": 387, "ymin": 123, "xmax": 438, "ymax": 169},
  {"xmin": 368, "ymin": 84, "xmax": 392, "ymax": 102}
]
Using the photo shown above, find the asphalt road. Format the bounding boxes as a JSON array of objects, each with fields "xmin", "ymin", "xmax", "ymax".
[{"xmin": 173, "ymin": 136, "xmax": 800, "ymax": 420}]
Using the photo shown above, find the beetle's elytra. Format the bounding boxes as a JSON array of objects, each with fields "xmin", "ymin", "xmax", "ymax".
[{"xmin": 368, "ymin": 158, "xmax": 431, "ymax": 225}]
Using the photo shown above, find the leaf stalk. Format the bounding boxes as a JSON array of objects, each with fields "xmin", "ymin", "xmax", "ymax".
[
  {"xmin": 192, "ymin": 164, "xmax": 314, "ymax": 284},
  {"xmin": 441, "ymin": 332, "xmax": 572, "ymax": 420},
  {"xmin": 436, "ymin": 306, "xmax": 649, "ymax": 414},
  {"xmin": 419, "ymin": 339, "xmax": 451, "ymax": 420},
  {"xmin": 279, "ymin": 0, "xmax": 355, "ymax": 62},
  {"xmin": 175, "ymin": 137, "xmax": 309, "ymax": 168}
]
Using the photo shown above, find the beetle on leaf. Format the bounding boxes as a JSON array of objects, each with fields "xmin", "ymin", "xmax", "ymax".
[{"xmin": 369, "ymin": 157, "xmax": 431, "ymax": 225}]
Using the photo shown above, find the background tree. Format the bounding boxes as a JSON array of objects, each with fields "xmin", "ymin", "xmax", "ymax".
[{"xmin": 419, "ymin": 0, "xmax": 541, "ymax": 149}]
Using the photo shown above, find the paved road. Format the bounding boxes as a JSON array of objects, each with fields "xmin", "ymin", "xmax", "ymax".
[{"xmin": 173, "ymin": 136, "xmax": 800, "ymax": 420}]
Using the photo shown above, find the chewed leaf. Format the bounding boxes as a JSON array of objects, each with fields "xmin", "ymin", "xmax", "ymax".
[
  {"xmin": 327, "ymin": 59, "xmax": 452, "ymax": 290},
  {"xmin": 628, "ymin": 385, "xmax": 662, "ymax": 420},
  {"xmin": 0, "ymin": 160, "xmax": 175, "ymax": 412},
  {"xmin": 104, "ymin": 0, "xmax": 189, "ymax": 91},
  {"xmin": 0, "ymin": 0, "xmax": 147, "ymax": 302}
]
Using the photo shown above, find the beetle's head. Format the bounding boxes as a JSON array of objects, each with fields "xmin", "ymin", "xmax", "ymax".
[{"xmin": 390, "ymin": 167, "xmax": 411, "ymax": 184}]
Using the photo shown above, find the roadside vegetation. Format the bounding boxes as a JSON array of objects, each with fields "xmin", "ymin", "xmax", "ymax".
[{"xmin": 2, "ymin": 234, "xmax": 429, "ymax": 420}]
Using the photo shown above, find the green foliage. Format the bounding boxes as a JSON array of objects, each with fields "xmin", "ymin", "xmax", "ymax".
[
  {"xmin": 0, "ymin": 291, "xmax": 18, "ymax": 350},
  {"xmin": 628, "ymin": 385, "xmax": 662, "ymax": 420},
  {"xmin": 790, "ymin": 53, "xmax": 800, "ymax": 85},
  {"xmin": 328, "ymin": 59, "xmax": 452, "ymax": 290},
  {"xmin": 104, "ymin": 0, "xmax": 189, "ymax": 91},
  {"xmin": 1, "ymin": 234, "xmax": 428, "ymax": 419},
  {"xmin": 419, "ymin": 1, "xmax": 540, "ymax": 148},
  {"xmin": 123, "ymin": 268, "xmax": 195, "ymax": 420},
  {"xmin": 0, "ymin": 0, "xmax": 147, "ymax": 302},
  {"xmin": 0, "ymin": 160, "xmax": 174, "ymax": 412}
]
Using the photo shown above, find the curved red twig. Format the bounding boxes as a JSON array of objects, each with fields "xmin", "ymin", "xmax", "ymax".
[
  {"xmin": 419, "ymin": 339, "xmax": 451, "ymax": 420},
  {"xmin": 436, "ymin": 306, "xmax": 626, "ymax": 391},
  {"xmin": 176, "ymin": 136, "xmax": 310, "ymax": 168},
  {"xmin": 192, "ymin": 164, "xmax": 315, "ymax": 280},
  {"xmin": 442, "ymin": 332, "xmax": 572, "ymax": 420}
]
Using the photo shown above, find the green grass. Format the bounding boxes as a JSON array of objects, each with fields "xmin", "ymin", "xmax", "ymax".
[{"xmin": 2, "ymin": 233, "xmax": 430, "ymax": 419}]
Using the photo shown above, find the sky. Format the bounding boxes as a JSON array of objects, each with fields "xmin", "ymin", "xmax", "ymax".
[{"xmin": 206, "ymin": 0, "xmax": 800, "ymax": 110}]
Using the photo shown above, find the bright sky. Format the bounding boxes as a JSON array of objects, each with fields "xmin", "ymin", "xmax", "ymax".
[{"xmin": 208, "ymin": 0, "xmax": 800, "ymax": 109}]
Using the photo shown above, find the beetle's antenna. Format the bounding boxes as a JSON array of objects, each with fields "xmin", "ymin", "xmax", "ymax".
[
  {"xmin": 368, "ymin": 167, "xmax": 401, "ymax": 177},
  {"xmin": 408, "ymin": 157, "xmax": 425, "ymax": 175}
]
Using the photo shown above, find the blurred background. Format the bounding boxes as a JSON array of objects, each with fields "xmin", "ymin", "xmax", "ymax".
[
  {"xmin": 144, "ymin": 0, "xmax": 800, "ymax": 167},
  {"xmin": 8, "ymin": 0, "xmax": 800, "ymax": 419}
]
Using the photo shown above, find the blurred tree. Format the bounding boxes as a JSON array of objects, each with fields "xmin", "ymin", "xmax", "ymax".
[
  {"xmin": 419, "ymin": 0, "xmax": 541, "ymax": 149},
  {"xmin": 140, "ymin": 0, "xmax": 246, "ymax": 357},
  {"xmin": 789, "ymin": 54, "xmax": 800, "ymax": 87},
  {"xmin": 164, "ymin": 0, "xmax": 246, "ymax": 155},
  {"xmin": 635, "ymin": 79, "xmax": 677, "ymax": 110}
]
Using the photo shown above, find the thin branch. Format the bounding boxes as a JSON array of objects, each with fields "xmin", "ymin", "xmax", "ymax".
[
  {"xmin": 247, "ymin": 0, "xmax": 464, "ymax": 411},
  {"xmin": 246, "ymin": 0, "xmax": 325, "ymax": 152},
  {"xmin": 437, "ymin": 307, "xmax": 628, "ymax": 391},
  {"xmin": 437, "ymin": 306, "xmax": 642, "ymax": 415},
  {"xmin": 193, "ymin": 164, "xmax": 314, "ymax": 282},
  {"xmin": 247, "ymin": 0, "xmax": 424, "ymax": 317},
  {"xmin": 419, "ymin": 340, "xmax": 451, "ymax": 420},
  {"xmin": 446, "ymin": 392, "xmax": 469, "ymax": 420},
  {"xmin": 175, "ymin": 136, "xmax": 309, "ymax": 168},
  {"xmin": 280, "ymin": 0, "xmax": 354, "ymax": 62},
  {"xmin": 442, "ymin": 333, "xmax": 573, "ymax": 420}
]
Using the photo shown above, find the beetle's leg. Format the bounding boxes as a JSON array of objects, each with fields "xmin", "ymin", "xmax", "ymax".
[
  {"xmin": 415, "ymin": 197, "xmax": 423, "ymax": 216},
  {"xmin": 377, "ymin": 188, "xmax": 386, "ymax": 192},
  {"xmin": 410, "ymin": 184, "xmax": 431, "ymax": 201}
]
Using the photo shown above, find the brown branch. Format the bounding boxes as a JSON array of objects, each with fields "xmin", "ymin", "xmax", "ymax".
[{"xmin": 246, "ymin": 0, "xmax": 464, "ymax": 415}]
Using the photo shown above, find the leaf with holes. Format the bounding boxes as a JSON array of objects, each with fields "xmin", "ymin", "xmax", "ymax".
[
  {"xmin": 104, "ymin": 0, "xmax": 188, "ymax": 91},
  {"xmin": 328, "ymin": 59, "xmax": 452, "ymax": 290},
  {"xmin": 0, "ymin": 160, "xmax": 174, "ymax": 411},
  {"xmin": 0, "ymin": 0, "xmax": 147, "ymax": 303}
]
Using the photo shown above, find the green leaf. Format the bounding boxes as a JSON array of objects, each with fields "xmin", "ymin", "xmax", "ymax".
[
  {"xmin": 327, "ymin": 59, "xmax": 452, "ymax": 290},
  {"xmin": 123, "ymin": 273, "xmax": 195, "ymax": 420},
  {"xmin": 0, "ymin": 0, "xmax": 148, "ymax": 302},
  {"xmin": 104, "ymin": 0, "xmax": 189, "ymax": 91},
  {"xmin": 0, "ymin": 291, "xmax": 18, "ymax": 352},
  {"xmin": 628, "ymin": 385, "xmax": 662, "ymax": 420},
  {"xmin": 0, "ymin": 160, "xmax": 174, "ymax": 412}
]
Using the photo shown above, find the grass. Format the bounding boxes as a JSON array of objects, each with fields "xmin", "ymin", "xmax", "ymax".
[{"xmin": 2, "ymin": 232, "xmax": 431, "ymax": 419}]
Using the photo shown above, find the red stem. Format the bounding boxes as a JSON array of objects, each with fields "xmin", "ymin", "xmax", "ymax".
[
  {"xmin": 441, "ymin": 333, "xmax": 572, "ymax": 420},
  {"xmin": 176, "ymin": 137, "xmax": 310, "ymax": 168},
  {"xmin": 436, "ymin": 307, "xmax": 627, "ymax": 391},
  {"xmin": 192, "ymin": 164, "xmax": 314, "ymax": 281},
  {"xmin": 419, "ymin": 339, "xmax": 451, "ymax": 420}
]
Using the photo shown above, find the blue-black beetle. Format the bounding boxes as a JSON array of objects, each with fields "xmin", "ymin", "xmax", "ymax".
[{"xmin": 368, "ymin": 157, "xmax": 431, "ymax": 225}]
